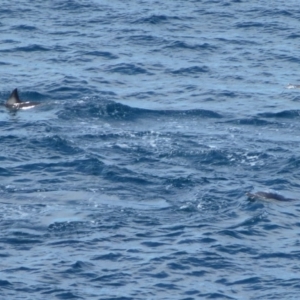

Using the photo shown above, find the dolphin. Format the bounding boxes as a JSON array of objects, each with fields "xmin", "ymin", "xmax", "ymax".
[
  {"xmin": 5, "ymin": 88, "xmax": 40, "ymax": 110},
  {"xmin": 286, "ymin": 84, "xmax": 300, "ymax": 89},
  {"xmin": 246, "ymin": 191, "xmax": 295, "ymax": 202}
]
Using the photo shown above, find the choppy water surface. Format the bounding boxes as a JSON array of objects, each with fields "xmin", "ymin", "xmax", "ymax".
[{"xmin": 1, "ymin": 1, "xmax": 300, "ymax": 299}]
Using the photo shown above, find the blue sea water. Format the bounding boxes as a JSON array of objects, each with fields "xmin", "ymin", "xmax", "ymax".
[{"xmin": 1, "ymin": 0, "xmax": 300, "ymax": 299}]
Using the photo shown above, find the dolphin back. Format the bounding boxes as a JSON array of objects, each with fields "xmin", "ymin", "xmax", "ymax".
[
  {"xmin": 246, "ymin": 191, "xmax": 294, "ymax": 202},
  {"xmin": 5, "ymin": 88, "xmax": 40, "ymax": 109}
]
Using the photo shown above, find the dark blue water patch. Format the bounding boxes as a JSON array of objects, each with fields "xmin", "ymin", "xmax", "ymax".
[
  {"xmin": 125, "ymin": 90, "xmax": 167, "ymax": 100},
  {"xmin": 13, "ymin": 177, "xmax": 33, "ymax": 184},
  {"xmin": 215, "ymin": 37, "xmax": 259, "ymax": 46},
  {"xmin": 215, "ymin": 244, "xmax": 256, "ymax": 255},
  {"xmin": 55, "ymin": 75, "xmax": 89, "ymax": 87},
  {"xmin": 51, "ymin": 0, "xmax": 95, "ymax": 11},
  {"xmin": 195, "ymin": 6, "xmax": 234, "ymax": 17},
  {"xmin": 235, "ymin": 22, "xmax": 264, "ymax": 29},
  {"xmin": 82, "ymin": 51, "xmax": 118, "ymax": 60},
  {"xmin": 90, "ymin": 272, "xmax": 131, "ymax": 284},
  {"xmin": 198, "ymin": 292, "xmax": 235, "ymax": 299},
  {"xmin": 8, "ymin": 158, "xmax": 99, "ymax": 181},
  {"xmin": 179, "ymin": 253, "xmax": 234, "ymax": 270},
  {"xmin": 0, "ymin": 120, "xmax": 49, "ymax": 133},
  {"xmin": 154, "ymin": 282, "xmax": 179, "ymax": 290},
  {"xmin": 0, "ymin": 280, "xmax": 12, "ymax": 287},
  {"xmin": 164, "ymin": 176, "xmax": 197, "ymax": 189},
  {"xmin": 258, "ymin": 110, "xmax": 300, "ymax": 119},
  {"xmin": 179, "ymin": 237, "xmax": 216, "ymax": 245},
  {"xmin": 258, "ymin": 178, "xmax": 293, "ymax": 190},
  {"xmin": 68, "ymin": 261, "xmax": 94, "ymax": 272},
  {"xmin": 125, "ymin": 35, "xmax": 166, "ymax": 47},
  {"xmin": 5, "ymin": 266, "xmax": 38, "ymax": 273},
  {"xmin": 0, "ymin": 133, "xmax": 78, "ymax": 163},
  {"xmin": 105, "ymin": 63, "xmax": 152, "ymax": 75},
  {"xmin": 57, "ymin": 100, "xmax": 222, "ymax": 120},
  {"xmin": 38, "ymin": 178, "xmax": 66, "ymax": 185},
  {"xmin": 132, "ymin": 214, "xmax": 162, "ymax": 227},
  {"xmin": 47, "ymin": 221, "xmax": 91, "ymax": 235},
  {"xmin": 278, "ymin": 156, "xmax": 300, "ymax": 173},
  {"xmin": 0, "ymin": 61, "xmax": 10, "ymax": 65},
  {"xmin": 49, "ymin": 30, "xmax": 80, "ymax": 36},
  {"xmin": 11, "ymin": 25, "xmax": 37, "ymax": 31},
  {"xmin": 218, "ymin": 229, "xmax": 245, "ymax": 240},
  {"xmin": 167, "ymin": 262, "xmax": 190, "ymax": 271},
  {"xmin": 190, "ymin": 149, "xmax": 238, "ymax": 167},
  {"xmin": 14, "ymin": 44, "xmax": 51, "ymax": 52},
  {"xmin": 46, "ymin": 82, "xmax": 91, "ymax": 99},
  {"xmin": 165, "ymin": 41, "xmax": 217, "ymax": 52},
  {"xmin": 0, "ymin": 9, "xmax": 13, "ymax": 15},
  {"xmin": 141, "ymin": 241, "xmax": 167, "ymax": 248},
  {"xmin": 262, "ymin": 223, "xmax": 287, "ymax": 231},
  {"xmin": 132, "ymin": 14, "xmax": 180, "ymax": 25},
  {"xmin": 161, "ymin": 227, "xmax": 185, "ymax": 238},
  {"xmin": 102, "ymin": 165, "xmax": 153, "ymax": 186},
  {"xmin": 99, "ymin": 297, "xmax": 133, "ymax": 300},
  {"xmin": 260, "ymin": 8, "xmax": 293, "ymax": 18},
  {"xmin": 222, "ymin": 118, "xmax": 274, "ymax": 126},
  {"xmin": 91, "ymin": 253, "xmax": 122, "ymax": 262},
  {"xmin": 41, "ymin": 288, "xmax": 70, "ymax": 296},
  {"xmin": 168, "ymin": 66, "xmax": 210, "ymax": 76},
  {"xmin": 149, "ymin": 271, "xmax": 169, "ymax": 279},
  {"xmin": 217, "ymin": 90, "xmax": 239, "ymax": 98},
  {"xmin": 273, "ymin": 53, "xmax": 300, "ymax": 63},
  {"xmin": 75, "ymin": 157, "xmax": 104, "ymax": 176},
  {"xmin": 1, "ymin": 235, "xmax": 42, "ymax": 246},
  {"xmin": 31, "ymin": 135, "xmax": 83, "ymax": 155},
  {"xmin": 55, "ymin": 291, "xmax": 82, "ymax": 299},
  {"xmin": 0, "ymin": 167, "xmax": 12, "ymax": 176},
  {"xmin": 287, "ymin": 33, "xmax": 300, "ymax": 39},
  {"xmin": 227, "ymin": 276, "xmax": 261, "ymax": 286},
  {"xmin": 0, "ymin": 135, "xmax": 19, "ymax": 145}
]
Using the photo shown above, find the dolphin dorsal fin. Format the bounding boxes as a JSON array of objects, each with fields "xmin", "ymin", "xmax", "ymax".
[{"xmin": 6, "ymin": 88, "xmax": 21, "ymax": 105}]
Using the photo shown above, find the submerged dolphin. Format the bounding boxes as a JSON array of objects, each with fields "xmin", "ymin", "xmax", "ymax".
[
  {"xmin": 246, "ymin": 191, "xmax": 294, "ymax": 202},
  {"xmin": 286, "ymin": 84, "xmax": 300, "ymax": 89},
  {"xmin": 5, "ymin": 88, "xmax": 40, "ymax": 110}
]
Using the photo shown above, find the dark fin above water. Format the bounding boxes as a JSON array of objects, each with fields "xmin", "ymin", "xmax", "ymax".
[
  {"xmin": 6, "ymin": 88, "xmax": 21, "ymax": 106},
  {"xmin": 5, "ymin": 88, "xmax": 40, "ymax": 110},
  {"xmin": 246, "ymin": 191, "xmax": 294, "ymax": 202}
]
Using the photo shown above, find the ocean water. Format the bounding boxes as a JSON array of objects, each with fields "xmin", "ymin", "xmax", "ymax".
[{"xmin": 1, "ymin": 0, "xmax": 300, "ymax": 299}]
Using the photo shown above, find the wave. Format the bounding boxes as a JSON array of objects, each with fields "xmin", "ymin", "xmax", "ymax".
[
  {"xmin": 168, "ymin": 66, "xmax": 210, "ymax": 75},
  {"xmin": 57, "ymin": 100, "xmax": 222, "ymax": 120},
  {"xmin": 11, "ymin": 25, "xmax": 37, "ymax": 31},
  {"xmin": 105, "ymin": 63, "xmax": 151, "ymax": 75},
  {"xmin": 258, "ymin": 110, "xmax": 300, "ymax": 118},
  {"xmin": 132, "ymin": 14, "xmax": 180, "ymax": 25},
  {"xmin": 164, "ymin": 41, "xmax": 217, "ymax": 52},
  {"xmin": 221, "ymin": 118, "xmax": 273, "ymax": 126}
]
